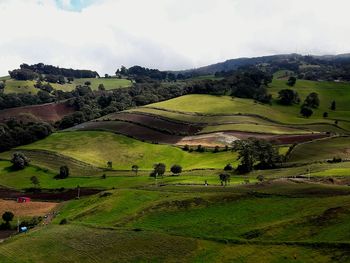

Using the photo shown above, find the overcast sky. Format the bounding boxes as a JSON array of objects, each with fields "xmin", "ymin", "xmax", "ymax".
[{"xmin": 0, "ymin": 0, "xmax": 349, "ymax": 76}]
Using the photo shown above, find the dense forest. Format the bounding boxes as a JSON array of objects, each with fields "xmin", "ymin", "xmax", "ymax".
[{"xmin": 9, "ymin": 63, "xmax": 99, "ymax": 81}]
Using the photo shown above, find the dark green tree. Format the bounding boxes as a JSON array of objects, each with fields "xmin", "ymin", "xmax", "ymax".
[
  {"xmin": 219, "ymin": 173, "xmax": 230, "ymax": 186},
  {"xmin": 287, "ymin": 76, "xmax": 297, "ymax": 86},
  {"xmin": 232, "ymin": 140, "xmax": 256, "ymax": 174},
  {"xmin": 170, "ymin": 164, "xmax": 182, "ymax": 176},
  {"xmin": 56, "ymin": 166, "xmax": 69, "ymax": 179},
  {"xmin": 11, "ymin": 152, "xmax": 30, "ymax": 170},
  {"xmin": 2, "ymin": 211, "xmax": 14, "ymax": 228},
  {"xmin": 303, "ymin": 92, "xmax": 320, "ymax": 108},
  {"xmin": 331, "ymin": 100, "xmax": 336, "ymax": 110},
  {"xmin": 151, "ymin": 163, "xmax": 166, "ymax": 178},
  {"xmin": 278, "ymin": 89, "xmax": 300, "ymax": 105},
  {"xmin": 300, "ymin": 106, "xmax": 313, "ymax": 118}
]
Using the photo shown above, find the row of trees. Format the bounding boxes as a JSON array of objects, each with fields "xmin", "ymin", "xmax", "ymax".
[
  {"xmin": 9, "ymin": 63, "xmax": 99, "ymax": 80},
  {"xmin": 0, "ymin": 120, "xmax": 53, "ymax": 152}
]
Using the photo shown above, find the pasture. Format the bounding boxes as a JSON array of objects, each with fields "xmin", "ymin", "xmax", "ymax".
[
  {"xmin": 12, "ymin": 131, "xmax": 238, "ymax": 170},
  {"xmin": 0, "ymin": 181, "xmax": 348, "ymax": 262},
  {"xmin": 2, "ymin": 77, "xmax": 132, "ymax": 94}
]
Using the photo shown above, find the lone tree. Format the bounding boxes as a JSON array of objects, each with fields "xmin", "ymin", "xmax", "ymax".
[
  {"xmin": 331, "ymin": 100, "xmax": 336, "ymax": 110},
  {"xmin": 131, "ymin": 165, "xmax": 139, "ymax": 176},
  {"xmin": 11, "ymin": 152, "xmax": 30, "ymax": 170},
  {"xmin": 219, "ymin": 173, "xmax": 230, "ymax": 186},
  {"xmin": 323, "ymin": 112, "xmax": 328, "ymax": 118},
  {"xmin": 303, "ymin": 92, "xmax": 320, "ymax": 108},
  {"xmin": 300, "ymin": 106, "xmax": 313, "ymax": 118},
  {"xmin": 30, "ymin": 176, "xmax": 40, "ymax": 188},
  {"xmin": 84, "ymin": 81, "xmax": 91, "ymax": 86},
  {"xmin": 170, "ymin": 164, "xmax": 182, "ymax": 176},
  {"xmin": 287, "ymin": 76, "xmax": 297, "ymax": 87},
  {"xmin": 57, "ymin": 165, "xmax": 69, "ymax": 179},
  {"xmin": 278, "ymin": 89, "xmax": 300, "ymax": 105},
  {"xmin": 2, "ymin": 211, "xmax": 14, "ymax": 229},
  {"xmin": 107, "ymin": 161, "xmax": 113, "ymax": 170},
  {"xmin": 232, "ymin": 139, "xmax": 281, "ymax": 174},
  {"xmin": 150, "ymin": 163, "xmax": 166, "ymax": 178}
]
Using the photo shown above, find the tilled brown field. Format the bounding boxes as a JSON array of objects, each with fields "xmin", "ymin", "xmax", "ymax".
[
  {"xmin": 0, "ymin": 199, "xmax": 58, "ymax": 217},
  {"xmin": 71, "ymin": 120, "xmax": 330, "ymax": 147},
  {"xmin": 100, "ymin": 112, "xmax": 202, "ymax": 135},
  {"xmin": 0, "ymin": 101, "xmax": 74, "ymax": 123}
]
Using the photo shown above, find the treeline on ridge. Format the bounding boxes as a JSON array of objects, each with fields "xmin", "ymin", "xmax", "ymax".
[
  {"xmin": 0, "ymin": 119, "xmax": 53, "ymax": 152},
  {"xmin": 9, "ymin": 63, "xmax": 99, "ymax": 81}
]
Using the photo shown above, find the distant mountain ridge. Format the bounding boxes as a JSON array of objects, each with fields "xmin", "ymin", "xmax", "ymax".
[{"xmin": 176, "ymin": 53, "xmax": 350, "ymax": 75}]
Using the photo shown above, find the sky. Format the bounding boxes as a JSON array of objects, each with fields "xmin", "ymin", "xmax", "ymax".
[{"xmin": 0, "ymin": 0, "xmax": 350, "ymax": 76}]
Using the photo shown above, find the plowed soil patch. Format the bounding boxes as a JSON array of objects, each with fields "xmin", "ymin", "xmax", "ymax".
[
  {"xmin": 0, "ymin": 102, "xmax": 74, "ymax": 123},
  {"xmin": 101, "ymin": 112, "xmax": 202, "ymax": 135},
  {"xmin": 0, "ymin": 199, "xmax": 58, "ymax": 217}
]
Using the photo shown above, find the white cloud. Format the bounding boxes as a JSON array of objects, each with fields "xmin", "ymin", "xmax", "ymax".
[{"xmin": 0, "ymin": 0, "xmax": 350, "ymax": 75}]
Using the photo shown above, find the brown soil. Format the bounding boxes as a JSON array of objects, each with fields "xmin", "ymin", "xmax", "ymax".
[
  {"xmin": 102, "ymin": 112, "xmax": 202, "ymax": 135},
  {"xmin": 0, "ymin": 199, "xmax": 58, "ymax": 217},
  {"xmin": 0, "ymin": 101, "xmax": 75, "ymax": 123}
]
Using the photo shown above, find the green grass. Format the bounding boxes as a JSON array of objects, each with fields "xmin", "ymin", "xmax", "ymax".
[
  {"xmin": 0, "ymin": 160, "xmax": 255, "ymax": 189},
  {"xmin": 269, "ymin": 79, "xmax": 350, "ymax": 122},
  {"xmin": 0, "ymin": 224, "xmax": 338, "ymax": 263},
  {"xmin": 200, "ymin": 123, "xmax": 311, "ymax": 135},
  {"xmin": 3, "ymin": 79, "xmax": 39, "ymax": 94},
  {"xmin": 71, "ymin": 77, "xmax": 132, "ymax": 90},
  {"xmin": 288, "ymin": 136, "xmax": 350, "ymax": 163},
  {"xmin": 0, "ymin": 225, "xmax": 201, "ymax": 263},
  {"xmin": 2, "ymin": 77, "xmax": 131, "ymax": 94},
  {"xmin": 15, "ymin": 131, "xmax": 237, "ymax": 170},
  {"xmin": 130, "ymin": 193, "xmax": 350, "ymax": 242},
  {"xmin": 146, "ymin": 94, "xmax": 331, "ymax": 125}
]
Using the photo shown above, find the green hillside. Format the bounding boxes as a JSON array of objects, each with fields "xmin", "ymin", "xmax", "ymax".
[
  {"xmin": 13, "ymin": 131, "xmax": 237, "ymax": 170},
  {"xmin": 0, "ymin": 182, "xmax": 349, "ymax": 262},
  {"xmin": 2, "ymin": 77, "xmax": 132, "ymax": 94}
]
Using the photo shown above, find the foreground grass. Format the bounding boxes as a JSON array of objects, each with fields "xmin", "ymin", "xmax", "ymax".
[{"xmin": 0, "ymin": 224, "xmax": 339, "ymax": 263}]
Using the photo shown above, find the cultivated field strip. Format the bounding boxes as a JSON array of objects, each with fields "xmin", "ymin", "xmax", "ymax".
[{"xmin": 0, "ymin": 149, "xmax": 102, "ymax": 176}]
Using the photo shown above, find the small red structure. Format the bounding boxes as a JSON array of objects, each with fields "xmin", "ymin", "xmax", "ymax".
[{"xmin": 17, "ymin": 197, "xmax": 31, "ymax": 203}]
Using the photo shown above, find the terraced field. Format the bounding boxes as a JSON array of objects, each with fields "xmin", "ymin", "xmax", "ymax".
[
  {"xmin": 11, "ymin": 131, "xmax": 237, "ymax": 170},
  {"xmin": 0, "ymin": 101, "xmax": 74, "ymax": 123},
  {"xmin": 1, "ymin": 181, "xmax": 349, "ymax": 262}
]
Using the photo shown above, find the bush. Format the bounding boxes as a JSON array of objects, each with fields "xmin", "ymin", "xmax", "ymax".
[
  {"xmin": 11, "ymin": 152, "xmax": 30, "ymax": 170},
  {"xmin": 59, "ymin": 218, "xmax": 68, "ymax": 225}
]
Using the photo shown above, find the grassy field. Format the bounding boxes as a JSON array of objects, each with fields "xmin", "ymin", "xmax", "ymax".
[
  {"xmin": 288, "ymin": 136, "xmax": 350, "ymax": 163},
  {"xmin": 145, "ymin": 78, "xmax": 350, "ymax": 129},
  {"xmin": 199, "ymin": 123, "xmax": 311, "ymax": 135},
  {"xmin": 0, "ymin": 182, "xmax": 348, "ymax": 262},
  {"xmin": 14, "ymin": 131, "xmax": 238, "ymax": 170},
  {"xmin": 0, "ymin": 160, "xmax": 256, "ymax": 189},
  {"xmin": 2, "ymin": 77, "xmax": 132, "ymax": 94}
]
